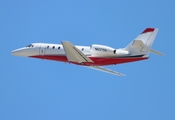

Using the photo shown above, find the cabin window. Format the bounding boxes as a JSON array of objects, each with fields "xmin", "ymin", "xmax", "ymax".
[
  {"xmin": 47, "ymin": 46, "xmax": 49, "ymax": 49},
  {"xmin": 58, "ymin": 46, "xmax": 60, "ymax": 49},
  {"xmin": 53, "ymin": 46, "xmax": 55, "ymax": 49},
  {"xmin": 82, "ymin": 48, "xmax": 84, "ymax": 51}
]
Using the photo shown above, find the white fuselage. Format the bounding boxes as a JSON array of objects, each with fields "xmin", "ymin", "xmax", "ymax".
[
  {"xmin": 12, "ymin": 43, "xmax": 147, "ymax": 66},
  {"xmin": 12, "ymin": 43, "xmax": 130, "ymax": 57}
]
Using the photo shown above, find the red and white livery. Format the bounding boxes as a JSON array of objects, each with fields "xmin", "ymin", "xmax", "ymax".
[{"xmin": 11, "ymin": 28, "xmax": 164, "ymax": 76}]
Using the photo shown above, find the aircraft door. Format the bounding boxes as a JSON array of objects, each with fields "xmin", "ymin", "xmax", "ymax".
[{"xmin": 39, "ymin": 44, "xmax": 46, "ymax": 55}]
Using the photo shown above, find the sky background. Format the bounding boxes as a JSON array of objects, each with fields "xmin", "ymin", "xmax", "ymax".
[{"xmin": 1, "ymin": 0, "xmax": 175, "ymax": 120}]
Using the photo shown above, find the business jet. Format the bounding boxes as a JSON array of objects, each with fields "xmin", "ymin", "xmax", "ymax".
[{"xmin": 11, "ymin": 28, "xmax": 164, "ymax": 76}]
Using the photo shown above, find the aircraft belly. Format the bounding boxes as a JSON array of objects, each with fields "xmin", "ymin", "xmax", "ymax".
[
  {"xmin": 30, "ymin": 55, "xmax": 68, "ymax": 62},
  {"xmin": 30, "ymin": 55, "xmax": 148, "ymax": 66},
  {"xmin": 89, "ymin": 57, "xmax": 148, "ymax": 66}
]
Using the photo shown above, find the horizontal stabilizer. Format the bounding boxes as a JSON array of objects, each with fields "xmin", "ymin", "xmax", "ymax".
[
  {"xmin": 150, "ymin": 49, "xmax": 164, "ymax": 56},
  {"xmin": 87, "ymin": 66, "xmax": 125, "ymax": 76},
  {"xmin": 62, "ymin": 41, "xmax": 94, "ymax": 63}
]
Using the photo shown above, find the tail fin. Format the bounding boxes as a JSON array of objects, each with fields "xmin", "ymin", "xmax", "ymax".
[{"xmin": 124, "ymin": 28, "xmax": 159, "ymax": 55}]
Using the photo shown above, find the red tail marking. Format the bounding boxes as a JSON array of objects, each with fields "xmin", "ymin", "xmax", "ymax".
[{"xmin": 141, "ymin": 28, "xmax": 155, "ymax": 34}]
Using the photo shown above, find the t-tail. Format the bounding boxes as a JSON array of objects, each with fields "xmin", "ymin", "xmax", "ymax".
[{"xmin": 124, "ymin": 28, "xmax": 164, "ymax": 56}]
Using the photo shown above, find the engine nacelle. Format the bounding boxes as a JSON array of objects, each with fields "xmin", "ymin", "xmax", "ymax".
[
  {"xmin": 90, "ymin": 44, "xmax": 115, "ymax": 56},
  {"xmin": 90, "ymin": 44, "xmax": 129, "ymax": 56},
  {"xmin": 115, "ymin": 49, "xmax": 129, "ymax": 55}
]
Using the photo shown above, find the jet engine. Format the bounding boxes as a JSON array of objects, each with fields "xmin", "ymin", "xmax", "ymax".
[
  {"xmin": 90, "ymin": 44, "xmax": 129, "ymax": 56},
  {"xmin": 91, "ymin": 44, "xmax": 115, "ymax": 56}
]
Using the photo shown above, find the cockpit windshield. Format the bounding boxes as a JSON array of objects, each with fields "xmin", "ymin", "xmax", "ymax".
[{"xmin": 26, "ymin": 44, "xmax": 34, "ymax": 47}]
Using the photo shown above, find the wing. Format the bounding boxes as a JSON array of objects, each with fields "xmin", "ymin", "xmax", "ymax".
[
  {"xmin": 62, "ymin": 41, "xmax": 124, "ymax": 76},
  {"xmin": 87, "ymin": 66, "xmax": 125, "ymax": 76},
  {"xmin": 61, "ymin": 41, "xmax": 93, "ymax": 63}
]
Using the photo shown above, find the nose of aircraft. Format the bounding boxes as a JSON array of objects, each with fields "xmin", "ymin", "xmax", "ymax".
[
  {"xmin": 11, "ymin": 48, "xmax": 27, "ymax": 56},
  {"xmin": 11, "ymin": 49, "xmax": 22, "ymax": 56},
  {"xmin": 11, "ymin": 46, "xmax": 40, "ymax": 57}
]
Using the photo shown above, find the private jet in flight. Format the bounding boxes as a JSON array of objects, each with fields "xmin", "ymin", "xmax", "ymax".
[{"xmin": 11, "ymin": 28, "xmax": 164, "ymax": 76}]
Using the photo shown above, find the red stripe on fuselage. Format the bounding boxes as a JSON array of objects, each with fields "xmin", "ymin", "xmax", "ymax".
[{"xmin": 30, "ymin": 55, "xmax": 148, "ymax": 66}]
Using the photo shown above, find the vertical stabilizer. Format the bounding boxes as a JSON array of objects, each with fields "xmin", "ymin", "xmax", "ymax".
[{"xmin": 124, "ymin": 28, "xmax": 158, "ymax": 55}]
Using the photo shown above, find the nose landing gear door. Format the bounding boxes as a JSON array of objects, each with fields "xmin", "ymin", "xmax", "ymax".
[{"xmin": 39, "ymin": 44, "xmax": 46, "ymax": 55}]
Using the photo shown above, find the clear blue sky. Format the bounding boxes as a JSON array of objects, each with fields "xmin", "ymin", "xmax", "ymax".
[{"xmin": 1, "ymin": 0, "xmax": 175, "ymax": 120}]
